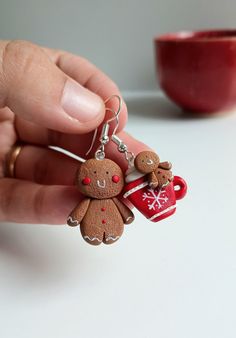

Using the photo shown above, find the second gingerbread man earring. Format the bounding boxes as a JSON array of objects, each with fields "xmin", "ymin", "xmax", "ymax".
[
  {"xmin": 67, "ymin": 96, "xmax": 134, "ymax": 246},
  {"xmin": 134, "ymin": 151, "xmax": 173, "ymax": 189}
]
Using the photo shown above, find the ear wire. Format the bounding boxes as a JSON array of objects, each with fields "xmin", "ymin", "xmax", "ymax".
[
  {"xmin": 86, "ymin": 95, "xmax": 122, "ymax": 159},
  {"xmin": 112, "ymin": 134, "xmax": 135, "ymax": 167},
  {"xmin": 85, "ymin": 94, "xmax": 134, "ymax": 166}
]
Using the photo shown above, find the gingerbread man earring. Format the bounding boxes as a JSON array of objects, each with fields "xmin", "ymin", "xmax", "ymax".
[{"xmin": 67, "ymin": 96, "xmax": 134, "ymax": 246}]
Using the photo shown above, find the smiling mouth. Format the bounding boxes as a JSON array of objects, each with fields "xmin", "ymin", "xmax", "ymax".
[
  {"xmin": 147, "ymin": 159, "xmax": 153, "ymax": 165},
  {"xmin": 97, "ymin": 180, "xmax": 106, "ymax": 188}
]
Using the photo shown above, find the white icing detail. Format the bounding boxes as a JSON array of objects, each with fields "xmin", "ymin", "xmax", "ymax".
[
  {"xmin": 149, "ymin": 205, "xmax": 176, "ymax": 221},
  {"xmin": 125, "ymin": 168, "xmax": 146, "ymax": 183},
  {"xmin": 142, "ymin": 188, "xmax": 169, "ymax": 210},
  {"xmin": 126, "ymin": 216, "xmax": 133, "ymax": 222},
  {"xmin": 147, "ymin": 159, "xmax": 153, "ymax": 165},
  {"xmin": 105, "ymin": 235, "xmax": 120, "ymax": 242},
  {"xmin": 67, "ymin": 216, "xmax": 79, "ymax": 225},
  {"xmin": 123, "ymin": 181, "xmax": 149, "ymax": 198},
  {"xmin": 84, "ymin": 235, "xmax": 102, "ymax": 242},
  {"xmin": 162, "ymin": 181, "xmax": 170, "ymax": 187},
  {"xmin": 97, "ymin": 179, "xmax": 106, "ymax": 188}
]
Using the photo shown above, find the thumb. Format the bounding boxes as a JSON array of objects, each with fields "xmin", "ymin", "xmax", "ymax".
[{"xmin": 0, "ymin": 40, "xmax": 105, "ymax": 133}]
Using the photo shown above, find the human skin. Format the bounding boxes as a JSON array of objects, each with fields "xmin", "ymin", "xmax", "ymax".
[{"xmin": 0, "ymin": 40, "xmax": 148, "ymax": 224}]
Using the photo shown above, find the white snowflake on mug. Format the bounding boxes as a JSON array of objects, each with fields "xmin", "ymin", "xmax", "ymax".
[{"xmin": 142, "ymin": 188, "xmax": 169, "ymax": 210}]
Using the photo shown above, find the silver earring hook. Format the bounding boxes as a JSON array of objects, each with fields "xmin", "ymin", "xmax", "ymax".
[
  {"xmin": 111, "ymin": 134, "xmax": 135, "ymax": 167},
  {"xmin": 106, "ymin": 96, "xmax": 134, "ymax": 167},
  {"xmin": 85, "ymin": 128, "xmax": 98, "ymax": 156},
  {"xmin": 104, "ymin": 95, "xmax": 122, "ymax": 124},
  {"xmin": 85, "ymin": 95, "xmax": 122, "ymax": 159}
]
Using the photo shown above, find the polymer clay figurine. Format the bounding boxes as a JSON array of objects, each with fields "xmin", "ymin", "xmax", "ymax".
[
  {"xmin": 134, "ymin": 150, "xmax": 173, "ymax": 189},
  {"xmin": 67, "ymin": 158, "xmax": 134, "ymax": 245}
]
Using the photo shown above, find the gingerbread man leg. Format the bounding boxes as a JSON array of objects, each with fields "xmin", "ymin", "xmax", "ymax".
[
  {"xmin": 80, "ymin": 223, "xmax": 104, "ymax": 246},
  {"xmin": 103, "ymin": 225, "xmax": 124, "ymax": 245}
]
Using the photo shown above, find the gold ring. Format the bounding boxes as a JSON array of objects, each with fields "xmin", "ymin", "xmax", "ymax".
[{"xmin": 5, "ymin": 144, "xmax": 23, "ymax": 178}]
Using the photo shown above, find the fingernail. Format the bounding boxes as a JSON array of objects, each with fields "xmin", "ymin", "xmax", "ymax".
[{"xmin": 61, "ymin": 79, "xmax": 104, "ymax": 122}]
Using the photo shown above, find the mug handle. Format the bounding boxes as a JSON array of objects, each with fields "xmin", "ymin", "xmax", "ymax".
[{"xmin": 173, "ymin": 176, "xmax": 187, "ymax": 200}]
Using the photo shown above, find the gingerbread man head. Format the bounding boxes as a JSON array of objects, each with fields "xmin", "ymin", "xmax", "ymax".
[
  {"xmin": 134, "ymin": 151, "xmax": 160, "ymax": 174},
  {"xmin": 76, "ymin": 158, "xmax": 124, "ymax": 199}
]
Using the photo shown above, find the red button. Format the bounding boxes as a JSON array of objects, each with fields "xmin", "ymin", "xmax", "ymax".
[
  {"xmin": 101, "ymin": 207, "xmax": 106, "ymax": 211},
  {"xmin": 102, "ymin": 219, "xmax": 106, "ymax": 224},
  {"xmin": 82, "ymin": 177, "xmax": 91, "ymax": 185},
  {"xmin": 112, "ymin": 175, "xmax": 120, "ymax": 183}
]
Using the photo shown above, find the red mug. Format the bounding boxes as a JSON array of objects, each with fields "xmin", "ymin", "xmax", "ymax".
[
  {"xmin": 123, "ymin": 176, "xmax": 187, "ymax": 222},
  {"xmin": 154, "ymin": 29, "xmax": 236, "ymax": 113}
]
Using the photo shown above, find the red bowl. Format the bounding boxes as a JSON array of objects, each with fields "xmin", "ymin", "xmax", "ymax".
[{"xmin": 154, "ymin": 29, "xmax": 236, "ymax": 113}]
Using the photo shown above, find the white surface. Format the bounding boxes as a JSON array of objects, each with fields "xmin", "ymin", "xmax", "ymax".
[
  {"xmin": 1, "ymin": 0, "xmax": 236, "ymax": 90},
  {"xmin": 1, "ymin": 93, "xmax": 236, "ymax": 338}
]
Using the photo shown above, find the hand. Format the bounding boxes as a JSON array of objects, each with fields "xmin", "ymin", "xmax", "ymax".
[{"xmin": 0, "ymin": 40, "xmax": 148, "ymax": 224}]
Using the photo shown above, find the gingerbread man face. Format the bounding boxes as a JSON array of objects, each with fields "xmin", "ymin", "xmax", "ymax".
[
  {"xmin": 134, "ymin": 151, "xmax": 160, "ymax": 174},
  {"xmin": 77, "ymin": 158, "xmax": 124, "ymax": 199}
]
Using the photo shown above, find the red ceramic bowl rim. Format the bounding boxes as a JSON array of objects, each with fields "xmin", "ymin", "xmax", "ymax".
[{"xmin": 154, "ymin": 29, "xmax": 236, "ymax": 43}]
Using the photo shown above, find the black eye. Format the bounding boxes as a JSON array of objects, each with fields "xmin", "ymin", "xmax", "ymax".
[
  {"xmin": 142, "ymin": 160, "xmax": 144, "ymax": 162},
  {"xmin": 106, "ymin": 171, "xmax": 109, "ymax": 174},
  {"xmin": 94, "ymin": 171, "xmax": 96, "ymax": 174}
]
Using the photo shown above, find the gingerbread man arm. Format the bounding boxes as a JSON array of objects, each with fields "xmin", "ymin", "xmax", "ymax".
[
  {"xmin": 158, "ymin": 161, "xmax": 172, "ymax": 170},
  {"xmin": 148, "ymin": 171, "xmax": 159, "ymax": 189},
  {"xmin": 67, "ymin": 198, "xmax": 90, "ymax": 227},
  {"xmin": 112, "ymin": 197, "xmax": 134, "ymax": 224}
]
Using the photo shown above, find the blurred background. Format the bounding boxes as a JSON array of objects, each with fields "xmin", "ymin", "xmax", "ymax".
[
  {"xmin": 1, "ymin": 1, "xmax": 236, "ymax": 338},
  {"xmin": 1, "ymin": 0, "xmax": 236, "ymax": 91}
]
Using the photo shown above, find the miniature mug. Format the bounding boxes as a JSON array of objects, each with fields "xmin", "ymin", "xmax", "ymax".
[{"xmin": 123, "ymin": 176, "xmax": 187, "ymax": 222}]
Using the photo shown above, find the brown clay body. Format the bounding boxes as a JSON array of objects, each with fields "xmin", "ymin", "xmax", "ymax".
[
  {"xmin": 67, "ymin": 158, "xmax": 134, "ymax": 245},
  {"xmin": 154, "ymin": 167, "xmax": 173, "ymax": 187},
  {"xmin": 80, "ymin": 199, "xmax": 124, "ymax": 245}
]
